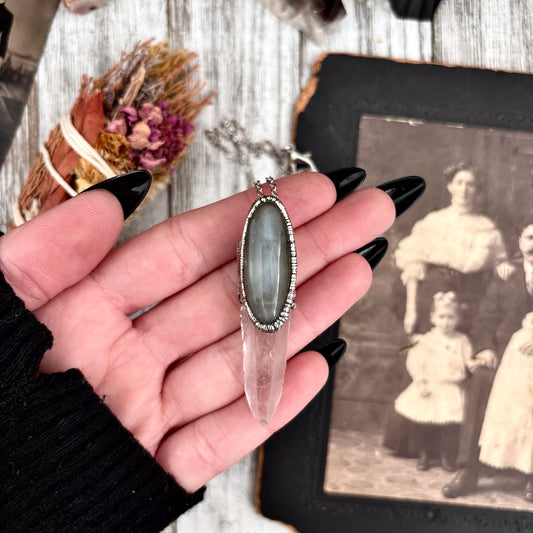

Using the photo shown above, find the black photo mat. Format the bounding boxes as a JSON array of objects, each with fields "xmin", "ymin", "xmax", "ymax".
[{"xmin": 259, "ymin": 55, "xmax": 533, "ymax": 533}]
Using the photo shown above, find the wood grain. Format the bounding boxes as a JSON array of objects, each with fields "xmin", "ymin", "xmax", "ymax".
[
  {"xmin": 434, "ymin": 0, "xmax": 533, "ymax": 71},
  {"xmin": 1, "ymin": 0, "xmax": 533, "ymax": 531}
]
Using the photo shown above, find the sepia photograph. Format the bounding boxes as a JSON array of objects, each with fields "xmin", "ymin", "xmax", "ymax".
[
  {"xmin": 324, "ymin": 114, "xmax": 533, "ymax": 512},
  {"xmin": 0, "ymin": 0, "xmax": 57, "ymax": 168}
]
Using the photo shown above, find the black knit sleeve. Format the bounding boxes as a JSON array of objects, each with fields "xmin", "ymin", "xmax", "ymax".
[
  {"xmin": 0, "ymin": 268, "xmax": 204, "ymax": 532},
  {"xmin": 0, "ymin": 271, "xmax": 53, "ymax": 386}
]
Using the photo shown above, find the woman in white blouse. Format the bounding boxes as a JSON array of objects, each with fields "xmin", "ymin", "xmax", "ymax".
[{"xmin": 395, "ymin": 162, "xmax": 512, "ymax": 335}]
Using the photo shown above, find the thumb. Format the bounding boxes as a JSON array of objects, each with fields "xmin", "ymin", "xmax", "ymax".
[{"xmin": 0, "ymin": 171, "xmax": 151, "ymax": 311}]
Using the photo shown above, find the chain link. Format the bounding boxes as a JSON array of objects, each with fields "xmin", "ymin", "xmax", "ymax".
[
  {"xmin": 205, "ymin": 119, "xmax": 291, "ymax": 185},
  {"xmin": 205, "ymin": 119, "xmax": 318, "ymax": 188}
]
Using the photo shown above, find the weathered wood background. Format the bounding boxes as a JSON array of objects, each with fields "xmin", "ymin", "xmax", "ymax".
[{"xmin": 1, "ymin": 0, "xmax": 532, "ymax": 531}]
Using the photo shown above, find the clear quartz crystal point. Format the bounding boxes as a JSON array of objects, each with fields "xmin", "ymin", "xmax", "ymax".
[{"xmin": 242, "ymin": 307, "xmax": 290, "ymax": 424}]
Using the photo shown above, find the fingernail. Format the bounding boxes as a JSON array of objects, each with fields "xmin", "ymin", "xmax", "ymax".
[
  {"xmin": 316, "ymin": 339, "xmax": 347, "ymax": 369},
  {"xmin": 376, "ymin": 176, "xmax": 425, "ymax": 217},
  {"xmin": 80, "ymin": 170, "xmax": 152, "ymax": 220},
  {"xmin": 355, "ymin": 237, "xmax": 388, "ymax": 270},
  {"xmin": 324, "ymin": 167, "xmax": 366, "ymax": 201}
]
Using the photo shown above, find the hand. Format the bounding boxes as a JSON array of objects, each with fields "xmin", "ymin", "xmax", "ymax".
[
  {"xmin": 473, "ymin": 349, "xmax": 498, "ymax": 369},
  {"xmin": 496, "ymin": 260, "xmax": 515, "ymax": 281},
  {"xmin": 0, "ymin": 172, "xmax": 395, "ymax": 492}
]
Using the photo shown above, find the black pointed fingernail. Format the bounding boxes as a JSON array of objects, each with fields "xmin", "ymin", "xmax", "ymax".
[
  {"xmin": 316, "ymin": 339, "xmax": 347, "ymax": 369},
  {"xmin": 376, "ymin": 176, "xmax": 425, "ymax": 217},
  {"xmin": 324, "ymin": 167, "xmax": 366, "ymax": 201},
  {"xmin": 355, "ymin": 237, "xmax": 388, "ymax": 270},
  {"xmin": 80, "ymin": 170, "xmax": 152, "ymax": 220}
]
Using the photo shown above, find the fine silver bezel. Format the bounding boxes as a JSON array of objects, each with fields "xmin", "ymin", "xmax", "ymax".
[{"xmin": 240, "ymin": 195, "xmax": 297, "ymax": 333}]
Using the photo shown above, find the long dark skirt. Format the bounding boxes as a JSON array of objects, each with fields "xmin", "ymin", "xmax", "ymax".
[{"xmin": 383, "ymin": 412, "xmax": 460, "ymax": 461}]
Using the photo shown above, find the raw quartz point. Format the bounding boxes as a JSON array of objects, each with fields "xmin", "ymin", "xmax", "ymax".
[{"xmin": 242, "ymin": 309, "xmax": 290, "ymax": 424}]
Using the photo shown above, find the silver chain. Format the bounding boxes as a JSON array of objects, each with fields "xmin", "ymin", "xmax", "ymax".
[{"xmin": 205, "ymin": 119, "xmax": 318, "ymax": 187}]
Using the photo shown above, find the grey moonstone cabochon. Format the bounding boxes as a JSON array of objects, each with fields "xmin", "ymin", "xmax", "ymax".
[{"xmin": 243, "ymin": 201, "xmax": 291, "ymax": 324}]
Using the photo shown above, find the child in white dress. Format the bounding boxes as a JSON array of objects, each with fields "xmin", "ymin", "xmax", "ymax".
[
  {"xmin": 394, "ymin": 291, "xmax": 475, "ymax": 471},
  {"xmin": 479, "ymin": 312, "xmax": 533, "ymax": 498}
]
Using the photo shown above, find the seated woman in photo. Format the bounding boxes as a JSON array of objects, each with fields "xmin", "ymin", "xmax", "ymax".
[{"xmin": 478, "ymin": 312, "xmax": 533, "ymax": 502}]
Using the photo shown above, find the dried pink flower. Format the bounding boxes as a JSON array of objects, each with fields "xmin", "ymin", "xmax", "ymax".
[
  {"xmin": 122, "ymin": 107, "xmax": 139, "ymax": 126},
  {"xmin": 106, "ymin": 118, "xmax": 127, "ymax": 135},
  {"xmin": 139, "ymin": 103, "xmax": 163, "ymax": 126},
  {"xmin": 128, "ymin": 122, "xmax": 152, "ymax": 150},
  {"xmin": 106, "ymin": 101, "xmax": 194, "ymax": 173},
  {"xmin": 139, "ymin": 153, "xmax": 167, "ymax": 169}
]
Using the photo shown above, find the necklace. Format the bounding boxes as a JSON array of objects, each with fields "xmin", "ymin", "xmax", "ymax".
[{"xmin": 206, "ymin": 120, "xmax": 317, "ymax": 424}]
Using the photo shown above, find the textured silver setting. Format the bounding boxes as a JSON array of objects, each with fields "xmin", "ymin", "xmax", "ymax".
[{"xmin": 240, "ymin": 195, "xmax": 297, "ymax": 333}]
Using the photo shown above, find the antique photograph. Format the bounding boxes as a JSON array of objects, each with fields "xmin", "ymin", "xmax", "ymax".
[
  {"xmin": 324, "ymin": 114, "xmax": 533, "ymax": 511},
  {"xmin": 0, "ymin": 0, "xmax": 57, "ymax": 168}
]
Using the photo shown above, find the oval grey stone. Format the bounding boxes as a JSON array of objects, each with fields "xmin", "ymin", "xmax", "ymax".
[{"xmin": 243, "ymin": 201, "xmax": 291, "ymax": 325}]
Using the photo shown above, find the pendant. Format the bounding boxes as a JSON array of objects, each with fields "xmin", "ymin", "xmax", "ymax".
[{"xmin": 240, "ymin": 178, "xmax": 297, "ymax": 424}]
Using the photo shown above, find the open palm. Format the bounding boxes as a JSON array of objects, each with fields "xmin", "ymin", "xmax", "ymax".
[{"xmin": 0, "ymin": 172, "xmax": 394, "ymax": 493}]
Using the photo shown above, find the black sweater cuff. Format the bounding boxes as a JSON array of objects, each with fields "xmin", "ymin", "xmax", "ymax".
[
  {"xmin": 0, "ymin": 269, "xmax": 204, "ymax": 532},
  {"xmin": 0, "ymin": 271, "xmax": 53, "ymax": 386}
]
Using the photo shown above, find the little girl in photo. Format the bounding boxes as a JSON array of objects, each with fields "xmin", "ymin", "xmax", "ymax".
[
  {"xmin": 478, "ymin": 312, "xmax": 533, "ymax": 501},
  {"xmin": 394, "ymin": 291, "xmax": 475, "ymax": 471}
]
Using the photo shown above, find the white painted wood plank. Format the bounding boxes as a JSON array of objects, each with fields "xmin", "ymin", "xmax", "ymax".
[
  {"xmin": 433, "ymin": 0, "xmax": 533, "ymax": 71},
  {"xmin": 178, "ymin": 457, "xmax": 296, "ymax": 533},
  {"xmin": 168, "ymin": 0, "xmax": 302, "ymax": 216}
]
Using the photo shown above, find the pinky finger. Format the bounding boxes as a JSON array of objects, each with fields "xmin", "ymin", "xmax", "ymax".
[{"xmin": 155, "ymin": 350, "xmax": 329, "ymax": 493}]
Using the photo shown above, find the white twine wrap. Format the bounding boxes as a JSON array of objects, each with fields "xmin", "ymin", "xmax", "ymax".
[
  {"xmin": 12, "ymin": 114, "xmax": 118, "ymax": 226},
  {"xmin": 58, "ymin": 114, "xmax": 117, "ymax": 180}
]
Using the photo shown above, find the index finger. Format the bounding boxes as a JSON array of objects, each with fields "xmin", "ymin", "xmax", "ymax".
[{"xmin": 90, "ymin": 172, "xmax": 337, "ymax": 315}]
